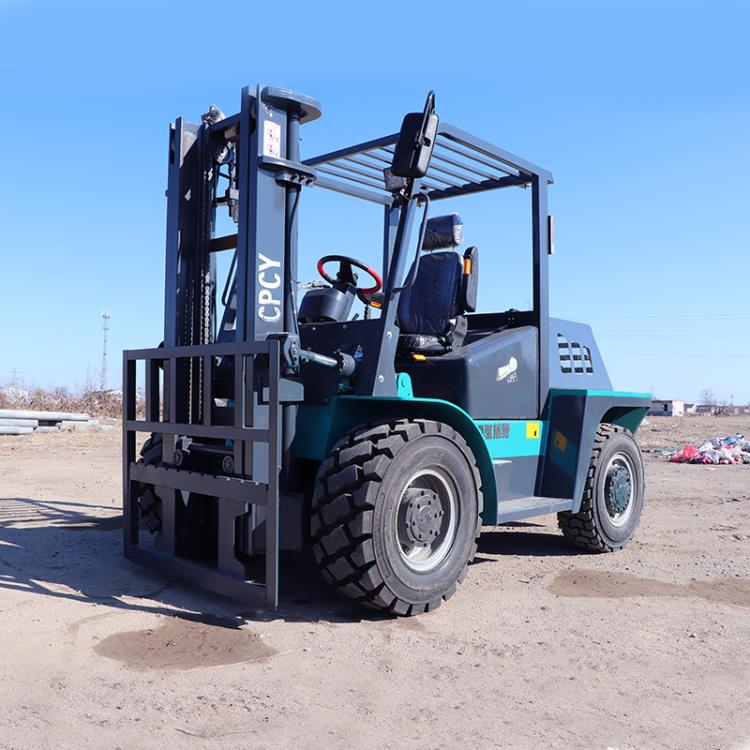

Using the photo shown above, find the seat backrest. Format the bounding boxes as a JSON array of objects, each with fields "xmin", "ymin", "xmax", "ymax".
[
  {"xmin": 397, "ymin": 211, "xmax": 479, "ymax": 341},
  {"xmin": 397, "ymin": 251, "xmax": 462, "ymax": 336}
]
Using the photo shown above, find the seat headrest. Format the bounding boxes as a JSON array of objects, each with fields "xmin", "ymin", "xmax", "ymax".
[{"xmin": 421, "ymin": 213, "xmax": 463, "ymax": 251}]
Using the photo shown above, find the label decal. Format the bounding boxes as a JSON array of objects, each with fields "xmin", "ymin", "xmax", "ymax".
[
  {"xmin": 257, "ymin": 252, "xmax": 281, "ymax": 323},
  {"xmin": 497, "ymin": 356, "xmax": 518, "ymax": 382},
  {"xmin": 263, "ymin": 120, "xmax": 281, "ymax": 158},
  {"xmin": 479, "ymin": 422, "xmax": 510, "ymax": 440}
]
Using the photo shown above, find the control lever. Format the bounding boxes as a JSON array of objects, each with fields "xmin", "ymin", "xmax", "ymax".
[
  {"xmin": 298, "ymin": 348, "xmax": 356, "ymax": 377},
  {"xmin": 279, "ymin": 333, "xmax": 355, "ymax": 377}
]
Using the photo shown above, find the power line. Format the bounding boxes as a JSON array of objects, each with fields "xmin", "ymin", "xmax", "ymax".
[
  {"xmin": 579, "ymin": 312, "xmax": 750, "ymax": 320},
  {"xmin": 596, "ymin": 331, "xmax": 750, "ymax": 339},
  {"xmin": 0, "ymin": 369, "xmax": 88, "ymax": 377},
  {"xmin": 603, "ymin": 352, "xmax": 750, "ymax": 358},
  {"xmin": 563, "ymin": 294, "xmax": 749, "ymax": 306},
  {"xmin": 598, "ymin": 332, "xmax": 750, "ymax": 338}
]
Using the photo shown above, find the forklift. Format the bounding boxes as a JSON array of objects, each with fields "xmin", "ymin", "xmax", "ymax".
[{"xmin": 123, "ymin": 85, "xmax": 650, "ymax": 615}]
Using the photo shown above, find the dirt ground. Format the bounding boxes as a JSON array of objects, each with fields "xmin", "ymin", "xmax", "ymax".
[{"xmin": 1, "ymin": 416, "xmax": 749, "ymax": 750}]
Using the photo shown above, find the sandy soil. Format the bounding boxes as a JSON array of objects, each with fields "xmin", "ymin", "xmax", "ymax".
[{"xmin": 0, "ymin": 417, "xmax": 749, "ymax": 750}]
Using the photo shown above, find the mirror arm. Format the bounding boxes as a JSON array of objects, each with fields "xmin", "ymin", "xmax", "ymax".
[{"xmin": 394, "ymin": 193, "xmax": 431, "ymax": 292}]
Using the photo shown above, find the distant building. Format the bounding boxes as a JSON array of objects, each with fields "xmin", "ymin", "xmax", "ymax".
[
  {"xmin": 692, "ymin": 404, "xmax": 713, "ymax": 415},
  {"xmin": 684, "ymin": 403, "xmax": 748, "ymax": 416},
  {"xmin": 649, "ymin": 399, "xmax": 685, "ymax": 417}
]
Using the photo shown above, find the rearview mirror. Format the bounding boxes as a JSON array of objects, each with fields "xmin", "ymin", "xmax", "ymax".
[{"xmin": 390, "ymin": 91, "xmax": 438, "ymax": 179}]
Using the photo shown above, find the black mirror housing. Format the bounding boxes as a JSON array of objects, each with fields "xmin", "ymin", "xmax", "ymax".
[{"xmin": 390, "ymin": 92, "xmax": 439, "ymax": 179}]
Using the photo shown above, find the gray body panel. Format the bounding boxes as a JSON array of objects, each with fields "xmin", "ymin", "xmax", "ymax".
[
  {"xmin": 402, "ymin": 326, "xmax": 538, "ymax": 419},
  {"xmin": 493, "ymin": 455, "xmax": 539, "ymax": 500},
  {"xmin": 547, "ymin": 318, "xmax": 612, "ymax": 391}
]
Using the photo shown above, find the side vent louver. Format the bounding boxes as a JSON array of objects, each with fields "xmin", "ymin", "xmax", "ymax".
[{"xmin": 558, "ymin": 334, "xmax": 593, "ymax": 375}]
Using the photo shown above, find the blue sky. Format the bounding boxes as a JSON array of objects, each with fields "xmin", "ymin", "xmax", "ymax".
[{"xmin": 1, "ymin": 0, "xmax": 748, "ymax": 403}]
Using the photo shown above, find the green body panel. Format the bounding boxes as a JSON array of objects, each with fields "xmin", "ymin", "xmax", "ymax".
[
  {"xmin": 551, "ymin": 389, "xmax": 651, "ymax": 434},
  {"xmin": 601, "ymin": 405, "xmax": 650, "ymax": 433},
  {"xmin": 543, "ymin": 389, "xmax": 651, "ymax": 513},
  {"xmin": 396, "ymin": 372, "xmax": 414, "ymax": 398},
  {"xmin": 551, "ymin": 389, "xmax": 652, "ymax": 400},
  {"xmin": 475, "ymin": 419, "xmax": 546, "ymax": 459},
  {"xmin": 293, "ymin": 388, "xmax": 651, "ymax": 526}
]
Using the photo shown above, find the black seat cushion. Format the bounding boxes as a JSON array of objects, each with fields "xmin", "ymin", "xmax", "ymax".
[
  {"xmin": 397, "ymin": 251, "xmax": 462, "ymax": 337},
  {"xmin": 397, "ymin": 246, "xmax": 478, "ymax": 355},
  {"xmin": 398, "ymin": 334, "xmax": 447, "ymax": 354}
]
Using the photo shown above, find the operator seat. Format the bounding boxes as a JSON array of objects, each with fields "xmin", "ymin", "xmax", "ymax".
[{"xmin": 397, "ymin": 214, "xmax": 478, "ymax": 355}]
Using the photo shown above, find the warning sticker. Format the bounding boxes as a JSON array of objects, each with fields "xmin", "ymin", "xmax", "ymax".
[
  {"xmin": 263, "ymin": 120, "xmax": 281, "ymax": 158},
  {"xmin": 526, "ymin": 422, "xmax": 541, "ymax": 440}
]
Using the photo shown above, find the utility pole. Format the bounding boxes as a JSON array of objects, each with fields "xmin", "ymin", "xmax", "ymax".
[{"xmin": 101, "ymin": 312, "xmax": 111, "ymax": 392}]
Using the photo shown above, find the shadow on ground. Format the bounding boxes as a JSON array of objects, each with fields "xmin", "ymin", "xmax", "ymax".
[
  {"xmin": 477, "ymin": 524, "xmax": 586, "ymax": 558},
  {"xmin": 0, "ymin": 496, "xmax": 386, "ymax": 626},
  {"xmin": 0, "ymin": 497, "xmax": 581, "ymax": 628}
]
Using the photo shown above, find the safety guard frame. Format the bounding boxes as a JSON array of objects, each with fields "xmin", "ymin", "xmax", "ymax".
[{"xmin": 122, "ymin": 338, "xmax": 282, "ymax": 608}]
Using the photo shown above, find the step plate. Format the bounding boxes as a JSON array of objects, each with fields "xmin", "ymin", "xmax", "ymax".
[{"xmin": 496, "ymin": 496, "xmax": 573, "ymax": 524}]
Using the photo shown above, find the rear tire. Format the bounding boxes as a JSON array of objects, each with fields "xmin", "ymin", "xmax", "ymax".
[
  {"xmin": 557, "ymin": 423, "xmax": 644, "ymax": 552},
  {"xmin": 310, "ymin": 419, "xmax": 483, "ymax": 615}
]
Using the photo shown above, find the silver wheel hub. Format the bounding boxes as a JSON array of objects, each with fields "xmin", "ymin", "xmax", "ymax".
[
  {"xmin": 403, "ymin": 489, "xmax": 443, "ymax": 546},
  {"xmin": 603, "ymin": 452, "xmax": 635, "ymax": 527},
  {"xmin": 395, "ymin": 468, "xmax": 458, "ymax": 572}
]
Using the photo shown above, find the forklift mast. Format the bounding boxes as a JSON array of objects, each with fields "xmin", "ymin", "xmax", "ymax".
[{"xmin": 165, "ymin": 85, "xmax": 319, "ymax": 439}]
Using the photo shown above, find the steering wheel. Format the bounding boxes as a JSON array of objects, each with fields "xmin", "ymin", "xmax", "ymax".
[{"xmin": 317, "ymin": 254, "xmax": 383, "ymax": 296}]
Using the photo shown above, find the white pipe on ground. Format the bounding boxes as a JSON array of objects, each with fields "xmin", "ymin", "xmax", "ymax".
[
  {"xmin": 0, "ymin": 410, "xmax": 90, "ymax": 422},
  {"xmin": 0, "ymin": 418, "xmax": 39, "ymax": 427},
  {"xmin": 0, "ymin": 426, "xmax": 34, "ymax": 435}
]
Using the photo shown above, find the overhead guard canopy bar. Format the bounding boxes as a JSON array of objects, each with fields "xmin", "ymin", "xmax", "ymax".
[{"xmin": 303, "ymin": 122, "xmax": 553, "ymax": 205}]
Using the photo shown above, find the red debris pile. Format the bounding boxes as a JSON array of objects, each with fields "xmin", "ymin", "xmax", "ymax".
[{"xmin": 669, "ymin": 435, "xmax": 750, "ymax": 465}]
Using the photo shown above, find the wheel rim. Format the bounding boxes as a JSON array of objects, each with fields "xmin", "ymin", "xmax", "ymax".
[
  {"xmin": 395, "ymin": 468, "xmax": 458, "ymax": 572},
  {"xmin": 603, "ymin": 452, "xmax": 635, "ymax": 527}
]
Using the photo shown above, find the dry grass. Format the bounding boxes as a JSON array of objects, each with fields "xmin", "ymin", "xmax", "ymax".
[{"xmin": 0, "ymin": 386, "xmax": 136, "ymax": 418}]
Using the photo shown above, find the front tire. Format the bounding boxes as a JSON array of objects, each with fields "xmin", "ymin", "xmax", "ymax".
[
  {"xmin": 310, "ymin": 419, "xmax": 483, "ymax": 615},
  {"xmin": 557, "ymin": 423, "xmax": 645, "ymax": 552},
  {"xmin": 135, "ymin": 433, "xmax": 163, "ymax": 533}
]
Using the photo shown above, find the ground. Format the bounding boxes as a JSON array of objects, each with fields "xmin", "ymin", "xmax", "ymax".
[{"xmin": 0, "ymin": 416, "xmax": 749, "ymax": 750}]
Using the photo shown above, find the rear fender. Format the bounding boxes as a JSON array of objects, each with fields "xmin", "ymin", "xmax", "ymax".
[{"xmin": 539, "ymin": 389, "xmax": 651, "ymax": 512}]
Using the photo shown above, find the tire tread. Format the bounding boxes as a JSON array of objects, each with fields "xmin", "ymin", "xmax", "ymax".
[
  {"xmin": 310, "ymin": 419, "xmax": 482, "ymax": 615},
  {"xmin": 557, "ymin": 423, "xmax": 641, "ymax": 553}
]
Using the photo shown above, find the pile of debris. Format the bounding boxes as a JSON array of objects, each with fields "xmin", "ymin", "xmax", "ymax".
[
  {"xmin": 0, "ymin": 409, "xmax": 93, "ymax": 436},
  {"xmin": 668, "ymin": 434, "xmax": 750, "ymax": 465}
]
